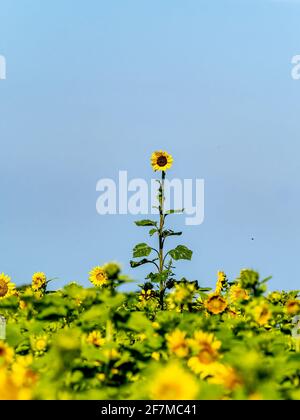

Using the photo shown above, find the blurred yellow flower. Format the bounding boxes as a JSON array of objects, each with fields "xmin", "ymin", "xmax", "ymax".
[
  {"xmin": 151, "ymin": 352, "xmax": 160, "ymax": 361},
  {"xmin": 215, "ymin": 271, "xmax": 227, "ymax": 294},
  {"xmin": 0, "ymin": 367, "xmax": 32, "ymax": 400},
  {"xmin": 166, "ymin": 329, "xmax": 189, "ymax": 358},
  {"xmin": 0, "ymin": 341, "xmax": 14, "ymax": 365},
  {"xmin": 230, "ymin": 284, "xmax": 249, "ymax": 303},
  {"xmin": 151, "ymin": 151, "xmax": 173, "ymax": 172},
  {"xmin": 205, "ymin": 294, "xmax": 227, "ymax": 314},
  {"xmin": 286, "ymin": 299, "xmax": 300, "ymax": 316},
  {"xmin": 31, "ymin": 335, "xmax": 48, "ymax": 353},
  {"xmin": 150, "ymin": 363, "xmax": 199, "ymax": 400},
  {"xmin": 32, "ymin": 272, "xmax": 47, "ymax": 292},
  {"xmin": 253, "ymin": 303, "xmax": 272, "ymax": 326},
  {"xmin": 139, "ymin": 289, "xmax": 156, "ymax": 301},
  {"xmin": 0, "ymin": 273, "xmax": 16, "ymax": 300},
  {"xmin": 89, "ymin": 266, "xmax": 108, "ymax": 287},
  {"xmin": 208, "ymin": 363, "xmax": 242, "ymax": 391},
  {"xmin": 188, "ymin": 331, "xmax": 221, "ymax": 374},
  {"xmin": 86, "ymin": 331, "xmax": 105, "ymax": 347}
]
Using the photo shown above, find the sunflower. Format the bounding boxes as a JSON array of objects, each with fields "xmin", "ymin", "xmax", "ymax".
[
  {"xmin": 150, "ymin": 363, "xmax": 199, "ymax": 400},
  {"xmin": 229, "ymin": 284, "xmax": 249, "ymax": 303},
  {"xmin": 166, "ymin": 329, "xmax": 189, "ymax": 358},
  {"xmin": 0, "ymin": 273, "xmax": 16, "ymax": 300},
  {"xmin": 31, "ymin": 272, "xmax": 47, "ymax": 292},
  {"xmin": 286, "ymin": 299, "xmax": 300, "ymax": 316},
  {"xmin": 31, "ymin": 335, "xmax": 48, "ymax": 353},
  {"xmin": 0, "ymin": 341, "xmax": 14, "ymax": 365},
  {"xmin": 151, "ymin": 151, "xmax": 173, "ymax": 172},
  {"xmin": 139, "ymin": 289, "xmax": 156, "ymax": 302},
  {"xmin": 208, "ymin": 363, "xmax": 242, "ymax": 391},
  {"xmin": 205, "ymin": 294, "xmax": 228, "ymax": 315},
  {"xmin": 89, "ymin": 266, "xmax": 108, "ymax": 287},
  {"xmin": 253, "ymin": 303, "xmax": 272, "ymax": 326},
  {"xmin": 187, "ymin": 331, "xmax": 221, "ymax": 374},
  {"xmin": 215, "ymin": 271, "xmax": 227, "ymax": 294},
  {"xmin": 86, "ymin": 331, "xmax": 105, "ymax": 347}
]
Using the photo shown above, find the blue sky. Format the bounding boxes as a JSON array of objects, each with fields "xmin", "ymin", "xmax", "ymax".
[{"xmin": 0, "ymin": 0, "xmax": 299, "ymax": 291}]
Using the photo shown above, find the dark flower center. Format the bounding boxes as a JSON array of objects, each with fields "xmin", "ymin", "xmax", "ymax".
[
  {"xmin": 157, "ymin": 155, "xmax": 168, "ymax": 167},
  {"xmin": 0, "ymin": 279, "xmax": 8, "ymax": 297}
]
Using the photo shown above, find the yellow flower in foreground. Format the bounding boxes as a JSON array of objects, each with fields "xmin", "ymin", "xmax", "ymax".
[
  {"xmin": 151, "ymin": 151, "xmax": 173, "ymax": 172},
  {"xmin": 230, "ymin": 284, "xmax": 250, "ymax": 303},
  {"xmin": 86, "ymin": 331, "xmax": 105, "ymax": 347},
  {"xmin": 188, "ymin": 331, "xmax": 221, "ymax": 374},
  {"xmin": 0, "ymin": 368, "xmax": 32, "ymax": 400},
  {"xmin": 286, "ymin": 299, "xmax": 300, "ymax": 316},
  {"xmin": 89, "ymin": 266, "xmax": 108, "ymax": 287},
  {"xmin": 253, "ymin": 304, "xmax": 272, "ymax": 326},
  {"xmin": 0, "ymin": 273, "xmax": 16, "ymax": 300},
  {"xmin": 11, "ymin": 355, "xmax": 37, "ymax": 388},
  {"xmin": 205, "ymin": 294, "xmax": 228, "ymax": 315},
  {"xmin": 32, "ymin": 272, "xmax": 47, "ymax": 292},
  {"xmin": 208, "ymin": 363, "xmax": 242, "ymax": 391},
  {"xmin": 150, "ymin": 363, "xmax": 199, "ymax": 400},
  {"xmin": 215, "ymin": 271, "xmax": 227, "ymax": 294},
  {"xmin": 31, "ymin": 335, "xmax": 48, "ymax": 353},
  {"xmin": 166, "ymin": 329, "xmax": 189, "ymax": 358},
  {"xmin": 0, "ymin": 341, "xmax": 14, "ymax": 365}
]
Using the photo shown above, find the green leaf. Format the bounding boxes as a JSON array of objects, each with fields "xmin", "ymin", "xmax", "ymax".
[
  {"xmin": 130, "ymin": 259, "xmax": 153, "ymax": 268},
  {"xmin": 133, "ymin": 243, "xmax": 152, "ymax": 258},
  {"xmin": 149, "ymin": 228, "xmax": 157, "ymax": 236},
  {"xmin": 162, "ymin": 229, "xmax": 182, "ymax": 238},
  {"xmin": 165, "ymin": 209, "xmax": 184, "ymax": 215},
  {"xmin": 135, "ymin": 220, "xmax": 157, "ymax": 227},
  {"xmin": 169, "ymin": 245, "xmax": 193, "ymax": 261}
]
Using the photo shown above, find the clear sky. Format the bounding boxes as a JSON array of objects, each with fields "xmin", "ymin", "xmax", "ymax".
[{"xmin": 0, "ymin": 0, "xmax": 299, "ymax": 291}]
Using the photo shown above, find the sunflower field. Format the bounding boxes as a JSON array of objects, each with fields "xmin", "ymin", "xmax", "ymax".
[{"xmin": 0, "ymin": 152, "xmax": 299, "ymax": 400}]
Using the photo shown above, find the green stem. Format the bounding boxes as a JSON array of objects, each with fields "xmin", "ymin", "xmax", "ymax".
[{"xmin": 158, "ymin": 171, "xmax": 166, "ymax": 309}]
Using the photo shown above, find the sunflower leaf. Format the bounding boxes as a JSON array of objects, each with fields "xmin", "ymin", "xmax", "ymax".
[
  {"xmin": 165, "ymin": 209, "xmax": 184, "ymax": 215},
  {"xmin": 132, "ymin": 243, "xmax": 152, "ymax": 258},
  {"xmin": 168, "ymin": 245, "xmax": 193, "ymax": 261},
  {"xmin": 130, "ymin": 259, "xmax": 152, "ymax": 268},
  {"xmin": 135, "ymin": 220, "xmax": 157, "ymax": 227},
  {"xmin": 162, "ymin": 229, "xmax": 182, "ymax": 238}
]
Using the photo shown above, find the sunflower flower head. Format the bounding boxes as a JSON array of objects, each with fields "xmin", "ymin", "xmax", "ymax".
[
  {"xmin": 187, "ymin": 331, "xmax": 221, "ymax": 374},
  {"xmin": 205, "ymin": 293, "xmax": 228, "ymax": 315},
  {"xmin": 229, "ymin": 284, "xmax": 250, "ymax": 303},
  {"xmin": 89, "ymin": 266, "xmax": 109, "ymax": 288},
  {"xmin": 166, "ymin": 329, "xmax": 189, "ymax": 358},
  {"xmin": 31, "ymin": 272, "xmax": 47, "ymax": 292},
  {"xmin": 286, "ymin": 299, "xmax": 300, "ymax": 316},
  {"xmin": 139, "ymin": 289, "xmax": 156, "ymax": 302},
  {"xmin": 215, "ymin": 271, "xmax": 227, "ymax": 294},
  {"xmin": 0, "ymin": 273, "xmax": 16, "ymax": 300},
  {"xmin": 86, "ymin": 331, "xmax": 105, "ymax": 347},
  {"xmin": 253, "ymin": 303, "xmax": 272, "ymax": 326},
  {"xmin": 150, "ymin": 362, "xmax": 199, "ymax": 400},
  {"xmin": 0, "ymin": 341, "xmax": 14, "ymax": 365},
  {"xmin": 208, "ymin": 363, "xmax": 242, "ymax": 391},
  {"xmin": 151, "ymin": 151, "xmax": 173, "ymax": 172},
  {"xmin": 31, "ymin": 335, "xmax": 48, "ymax": 355}
]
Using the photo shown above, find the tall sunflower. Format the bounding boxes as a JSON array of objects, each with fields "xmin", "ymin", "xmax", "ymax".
[
  {"xmin": 0, "ymin": 273, "xmax": 15, "ymax": 300},
  {"xmin": 89, "ymin": 266, "xmax": 108, "ymax": 287},
  {"xmin": 151, "ymin": 151, "xmax": 173, "ymax": 171},
  {"xmin": 32, "ymin": 272, "xmax": 47, "ymax": 292}
]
